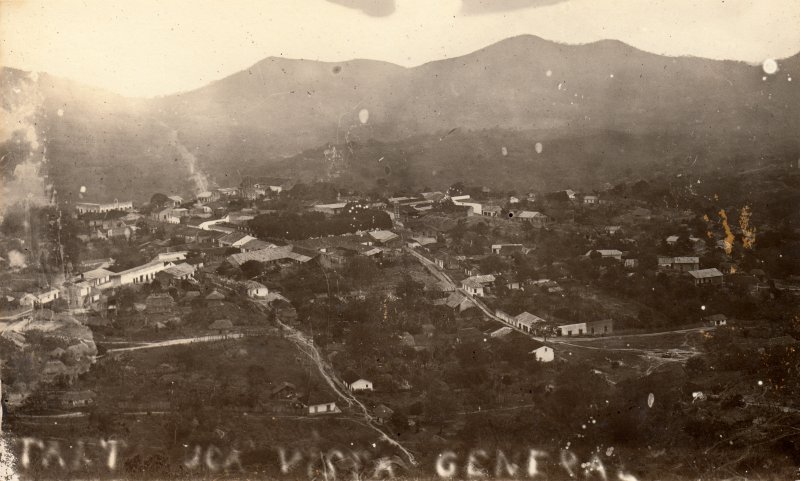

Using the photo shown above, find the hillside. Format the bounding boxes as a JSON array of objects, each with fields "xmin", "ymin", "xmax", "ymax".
[{"xmin": 2, "ymin": 35, "xmax": 799, "ymax": 202}]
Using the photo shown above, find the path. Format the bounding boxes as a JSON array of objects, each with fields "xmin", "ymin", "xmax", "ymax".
[
  {"xmin": 105, "ymin": 333, "xmax": 244, "ymax": 353},
  {"xmin": 249, "ymin": 302, "xmax": 419, "ymax": 466}
]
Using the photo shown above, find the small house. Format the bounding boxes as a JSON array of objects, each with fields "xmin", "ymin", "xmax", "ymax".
[
  {"xmin": 531, "ymin": 345, "xmax": 554, "ymax": 363},
  {"xmin": 308, "ymin": 400, "xmax": 341, "ymax": 415},
  {"xmin": 342, "ymin": 371, "xmax": 373, "ymax": 392},
  {"xmin": 688, "ymin": 268, "xmax": 724, "ymax": 286},
  {"xmin": 245, "ymin": 281, "xmax": 269, "ymax": 298},
  {"xmin": 705, "ymin": 314, "xmax": 728, "ymax": 326}
]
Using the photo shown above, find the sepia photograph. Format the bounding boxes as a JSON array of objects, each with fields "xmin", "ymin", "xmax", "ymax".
[{"xmin": 0, "ymin": 1, "xmax": 799, "ymax": 479}]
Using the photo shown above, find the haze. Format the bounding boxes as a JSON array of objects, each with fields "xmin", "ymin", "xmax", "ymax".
[{"xmin": 1, "ymin": 0, "xmax": 799, "ymax": 97}]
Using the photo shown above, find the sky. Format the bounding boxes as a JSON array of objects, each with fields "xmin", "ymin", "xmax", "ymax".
[{"xmin": 1, "ymin": 0, "xmax": 799, "ymax": 97}]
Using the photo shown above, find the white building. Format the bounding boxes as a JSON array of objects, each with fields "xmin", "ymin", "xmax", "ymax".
[
  {"xmin": 308, "ymin": 401, "xmax": 341, "ymax": 415},
  {"xmin": 531, "ymin": 346, "xmax": 554, "ymax": 362},
  {"xmin": 111, "ymin": 261, "xmax": 172, "ymax": 286}
]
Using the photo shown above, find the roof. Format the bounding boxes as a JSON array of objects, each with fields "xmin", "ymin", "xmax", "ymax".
[
  {"xmin": 219, "ymin": 231, "xmax": 251, "ymax": 244},
  {"xmin": 112, "ymin": 260, "xmax": 166, "ymax": 277},
  {"xmin": 205, "ymin": 290, "xmax": 225, "ymax": 300},
  {"xmin": 314, "ymin": 202, "xmax": 347, "ymax": 209},
  {"xmin": 411, "ymin": 236, "xmax": 438, "ymax": 246},
  {"xmin": 241, "ymin": 239, "xmax": 275, "ymax": 251},
  {"xmin": 342, "ymin": 370, "xmax": 368, "ymax": 385},
  {"xmin": 209, "ymin": 319, "xmax": 233, "ymax": 329},
  {"xmin": 168, "ymin": 195, "xmax": 183, "ymax": 202},
  {"xmin": 271, "ymin": 382, "xmax": 297, "ymax": 395},
  {"xmin": 586, "ymin": 249, "xmax": 623, "ymax": 257},
  {"xmin": 515, "ymin": 210, "xmax": 547, "ymax": 219},
  {"xmin": 228, "ymin": 246, "xmax": 312, "ymax": 266},
  {"xmin": 490, "ymin": 327, "xmax": 513, "ymax": 338},
  {"xmin": 82, "ymin": 268, "xmax": 114, "ymax": 280},
  {"xmin": 688, "ymin": 268, "xmax": 724, "ymax": 279},
  {"xmin": 465, "ymin": 274, "xmax": 495, "ymax": 285},
  {"xmin": 443, "ymin": 291, "xmax": 471, "ymax": 308},
  {"xmin": 673, "ymin": 257, "xmax": 699, "ymax": 264},
  {"xmin": 515, "ymin": 312, "xmax": 546, "ymax": 326},
  {"xmin": 244, "ymin": 280, "xmax": 267, "ymax": 290},
  {"xmin": 161, "ymin": 263, "xmax": 195, "ymax": 278},
  {"xmin": 368, "ymin": 230, "xmax": 398, "ymax": 242},
  {"xmin": 293, "ymin": 235, "xmax": 380, "ymax": 256}
]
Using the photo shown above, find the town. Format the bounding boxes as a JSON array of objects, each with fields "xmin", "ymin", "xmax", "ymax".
[{"xmin": 1, "ymin": 165, "xmax": 798, "ymax": 479}]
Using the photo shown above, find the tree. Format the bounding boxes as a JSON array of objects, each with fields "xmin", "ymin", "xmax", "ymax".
[
  {"xmin": 395, "ymin": 274, "xmax": 424, "ymax": 301},
  {"xmin": 343, "ymin": 257, "xmax": 379, "ymax": 286},
  {"xmin": 150, "ymin": 193, "xmax": 170, "ymax": 209},
  {"xmin": 479, "ymin": 254, "xmax": 507, "ymax": 274},
  {"xmin": 240, "ymin": 260, "xmax": 265, "ymax": 279}
]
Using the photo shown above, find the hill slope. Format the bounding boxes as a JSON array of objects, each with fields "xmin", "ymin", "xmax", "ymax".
[{"xmin": 2, "ymin": 35, "xmax": 798, "ymax": 202}]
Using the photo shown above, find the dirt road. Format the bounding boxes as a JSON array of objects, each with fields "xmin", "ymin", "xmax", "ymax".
[{"xmin": 249, "ymin": 302, "xmax": 419, "ymax": 466}]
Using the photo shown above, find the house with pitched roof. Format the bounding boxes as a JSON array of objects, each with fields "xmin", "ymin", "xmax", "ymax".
[
  {"xmin": 688, "ymin": 268, "xmax": 724, "ymax": 286},
  {"xmin": 342, "ymin": 371, "xmax": 373, "ymax": 391}
]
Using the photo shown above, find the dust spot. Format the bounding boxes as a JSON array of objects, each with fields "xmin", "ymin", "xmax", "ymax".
[
  {"xmin": 332, "ymin": 66, "xmax": 342, "ymax": 74},
  {"xmin": 762, "ymin": 59, "xmax": 778, "ymax": 75}
]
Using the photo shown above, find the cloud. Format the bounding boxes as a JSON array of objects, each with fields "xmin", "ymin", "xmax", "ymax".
[
  {"xmin": 460, "ymin": 0, "xmax": 569, "ymax": 15},
  {"xmin": 327, "ymin": 0, "xmax": 396, "ymax": 17}
]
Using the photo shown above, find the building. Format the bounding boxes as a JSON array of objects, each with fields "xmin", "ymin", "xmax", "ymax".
[
  {"xmin": 153, "ymin": 208, "xmax": 181, "ymax": 224},
  {"xmin": 434, "ymin": 291, "xmax": 474, "ymax": 312},
  {"xmin": 240, "ymin": 239, "xmax": 275, "ymax": 252},
  {"xmin": 245, "ymin": 281, "xmax": 269, "ymax": 298},
  {"xmin": 80, "ymin": 268, "xmax": 114, "ymax": 289},
  {"xmin": 461, "ymin": 275, "xmax": 495, "ymax": 296},
  {"xmin": 155, "ymin": 263, "xmax": 196, "ymax": 286},
  {"xmin": 531, "ymin": 345, "xmax": 555, "ymax": 363},
  {"xmin": 312, "ymin": 203, "xmax": 347, "ymax": 215},
  {"xmin": 155, "ymin": 251, "xmax": 188, "ymax": 263},
  {"xmin": 342, "ymin": 371, "xmax": 373, "ymax": 391},
  {"xmin": 659, "ymin": 256, "xmax": 700, "ymax": 272},
  {"xmin": 513, "ymin": 211, "xmax": 552, "ymax": 228},
  {"xmin": 308, "ymin": 400, "xmax": 341, "ymax": 415},
  {"xmin": 227, "ymin": 246, "xmax": 313, "ymax": 269},
  {"xmin": 705, "ymin": 314, "xmax": 728, "ymax": 326},
  {"xmin": 482, "ymin": 205, "xmax": 502, "ymax": 217},
  {"xmin": 585, "ymin": 249, "xmax": 623, "ymax": 261},
  {"xmin": 672, "ymin": 257, "xmax": 700, "ymax": 272},
  {"xmin": 75, "ymin": 200, "xmax": 133, "ymax": 214},
  {"xmin": 59, "ymin": 390, "xmax": 96, "ymax": 408},
  {"xmin": 491, "ymin": 244, "xmax": 524, "ymax": 256},
  {"xmin": 20, "ymin": 288, "xmax": 60, "ymax": 307},
  {"xmin": 583, "ymin": 195, "xmax": 598, "ymax": 205},
  {"xmin": 688, "ymin": 268, "xmax": 724, "ymax": 286},
  {"xmin": 218, "ymin": 232, "xmax": 256, "ymax": 248},
  {"xmin": 368, "ymin": 230, "xmax": 399, "ymax": 245},
  {"xmin": 111, "ymin": 260, "xmax": 172, "ymax": 286},
  {"xmin": 513, "ymin": 312, "xmax": 547, "ymax": 333},
  {"xmin": 167, "ymin": 195, "xmax": 183, "ymax": 207},
  {"xmin": 557, "ymin": 319, "xmax": 613, "ymax": 336}
]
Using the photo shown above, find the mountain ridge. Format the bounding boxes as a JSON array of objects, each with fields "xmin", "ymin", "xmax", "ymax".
[{"xmin": 2, "ymin": 34, "xmax": 798, "ymax": 203}]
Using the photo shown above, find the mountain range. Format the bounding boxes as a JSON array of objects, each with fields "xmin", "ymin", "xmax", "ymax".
[{"xmin": 2, "ymin": 35, "xmax": 798, "ymax": 203}]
